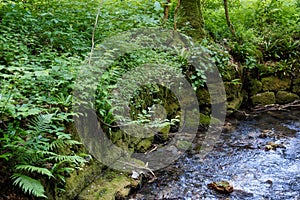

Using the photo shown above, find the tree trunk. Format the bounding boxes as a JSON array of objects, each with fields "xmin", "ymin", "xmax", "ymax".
[
  {"xmin": 177, "ymin": 0, "xmax": 205, "ymax": 40},
  {"xmin": 223, "ymin": 0, "xmax": 238, "ymax": 41}
]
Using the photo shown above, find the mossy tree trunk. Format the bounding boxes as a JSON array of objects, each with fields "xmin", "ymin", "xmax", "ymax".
[{"xmin": 177, "ymin": 0, "xmax": 205, "ymax": 40}]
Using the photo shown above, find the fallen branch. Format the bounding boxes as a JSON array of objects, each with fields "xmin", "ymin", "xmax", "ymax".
[
  {"xmin": 117, "ymin": 160, "xmax": 156, "ymax": 179},
  {"xmin": 252, "ymin": 100, "xmax": 300, "ymax": 113}
]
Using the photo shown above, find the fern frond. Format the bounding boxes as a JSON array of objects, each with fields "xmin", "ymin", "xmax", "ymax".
[
  {"xmin": 15, "ymin": 165, "xmax": 53, "ymax": 178},
  {"xmin": 36, "ymin": 150, "xmax": 57, "ymax": 157},
  {"xmin": 48, "ymin": 139, "xmax": 65, "ymax": 151},
  {"xmin": 48, "ymin": 139, "xmax": 81, "ymax": 151},
  {"xmin": 46, "ymin": 155, "xmax": 86, "ymax": 164},
  {"xmin": 11, "ymin": 173, "xmax": 47, "ymax": 198},
  {"xmin": 28, "ymin": 114, "xmax": 53, "ymax": 133},
  {"xmin": 64, "ymin": 139, "xmax": 82, "ymax": 146}
]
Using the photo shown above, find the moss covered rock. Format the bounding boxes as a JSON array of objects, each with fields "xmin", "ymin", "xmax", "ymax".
[
  {"xmin": 199, "ymin": 113, "xmax": 211, "ymax": 126},
  {"xmin": 276, "ymin": 91, "xmax": 299, "ymax": 104},
  {"xmin": 136, "ymin": 138, "xmax": 153, "ymax": 152},
  {"xmin": 292, "ymin": 77, "xmax": 300, "ymax": 94},
  {"xmin": 55, "ymin": 161, "xmax": 103, "ymax": 200},
  {"xmin": 159, "ymin": 123, "xmax": 170, "ymax": 141},
  {"xmin": 249, "ymin": 79, "xmax": 262, "ymax": 95},
  {"xmin": 77, "ymin": 170, "xmax": 138, "ymax": 200},
  {"xmin": 224, "ymin": 81, "xmax": 242, "ymax": 100},
  {"xmin": 109, "ymin": 130, "xmax": 123, "ymax": 144},
  {"xmin": 197, "ymin": 88, "xmax": 211, "ymax": 106},
  {"xmin": 227, "ymin": 95, "xmax": 244, "ymax": 112},
  {"xmin": 199, "ymin": 113, "xmax": 221, "ymax": 127},
  {"xmin": 261, "ymin": 76, "xmax": 290, "ymax": 91},
  {"xmin": 251, "ymin": 92, "xmax": 275, "ymax": 105}
]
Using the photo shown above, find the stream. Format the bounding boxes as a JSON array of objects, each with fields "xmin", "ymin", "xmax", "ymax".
[{"xmin": 129, "ymin": 110, "xmax": 300, "ymax": 200}]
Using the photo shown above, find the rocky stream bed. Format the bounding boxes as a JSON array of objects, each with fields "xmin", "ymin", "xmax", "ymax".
[{"xmin": 129, "ymin": 110, "xmax": 300, "ymax": 200}]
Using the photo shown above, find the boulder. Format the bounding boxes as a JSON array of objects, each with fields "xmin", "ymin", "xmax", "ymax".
[
  {"xmin": 54, "ymin": 161, "xmax": 104, "ymax": 200},
  {"xmin": 292, "ymin": 78, "xmax": 300, "ymax": 94},
  {"xmin": 276, "ymin": 91, "xmax": 299, "ymax": 104},
  {"xmin": 251, "ymin": 92, "xmax": 275, "ymax": 105},
  {"xmin": 261, "ymin": 76, "xmax": 290, "ymax": 91},
  {"xmin": 224, "ymin": 81, "xmax": 242, "ymax": 100},
  {"xmin": 77, "ymin": 170, "xmax": 138, "ymax": 200},
  {"xmin": 248, "ymin": 79, "xmax": 262, "ymax": 95}
]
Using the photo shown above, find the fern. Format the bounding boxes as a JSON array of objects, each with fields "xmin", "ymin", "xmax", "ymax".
[
  {"xmin": 28, "ymin": 114, "xmax": 53, "ymax": 133},
  {"xmin": 50, "ymin": 161, "xmax": 75, "ymax": 183},
  {"xmin": 15, "ymin": 165, "xmax": 53, "ymax": 178},
  {"xmin": 11, "ymin": 174, "xmax": 47, "ymax": 198},
  {"xmin": 36, "ymin": 150, "xmax": 57, "ymax": 157},
  {"xmin": 6, "ymin": 114, "xmax": 86, "ymax": 198},
  {"xmin": 48, "ymin": 138, "xmax": 81, "ymax": 151},
  {"xmin": 46, "ymin": 155, "xmax": 86, "ymax": 165},
  {"xmin": 48, "ymin": 139, "xmax": 66, "ymax": 150}
]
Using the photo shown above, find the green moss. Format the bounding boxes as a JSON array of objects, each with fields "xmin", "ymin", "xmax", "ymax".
[
  {"xmin": 276, "ymin": 91, "xmax": 299, "ymax": 104},
  {"xmin": 197, "ymin": 88, "xmax": 211, "ymax": 106},
  {"xmin": 224, "ymin": 82, "xmax": 242, "ymax": 100},
  {"xmin": 251, "ymin": 92, "xmax": 275, "ymax": 105},
  {"xmin": 177, "ymin": 0, "xmax": 205, "ymax": 40},
  {"xmin": 165, "ymin": 101, "xmax": 180, "ymax": 118},
  {"xmin": 257, "ymin": 63, "xmax": 276, "ymax": 76},
  {"xmin": 227, "ymin": 95, "xmax": 244, "ymax": 112},
  {"xmin": 56, "ymin": 161, "xmax": 103, "ymax": 200},
  {"xmin": 249, "ymin": 79, "xmax": 262, "ymax": 95},
  {"xmin": 199, "ymin": 113, "xmax": 221, "ymax": 126},
  {"xmin": 159, "ymin": 123, "xmax": 170, "ymax": 141},
  {"xmin": 199, "ymin": 113, "xmax": 211, "ymax": 126},
  {"xmin": 261, "ymin": 76, "xmax": 291, "ymax": 91},
  {"xmin": 220, "ymin": 63, "xmax": 240, "ymax": 81},
  {"xmin": 136, "ymin": 139, "xmax": 153, "ymax": 152},
  {"xmin": 292, "ymin": 78, "xmax": 300, "ymax": 94},
  {"xmin": 109, "ymin": 130, "xmax": 123, "ymax": 144},
  {"xmin": 77, "ymin": 170, "xmax": 136, "ymax": 200}
]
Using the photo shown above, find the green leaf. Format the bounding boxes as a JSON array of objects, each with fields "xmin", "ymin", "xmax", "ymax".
[
  {"xmin": 0, "ymin": 152, "xmax": 12, "ymax": 161},
  {"xmin": 154, "ymin": 1, "xmax": 163, "ymax": 12},
  {"xmin": 11, "ymin": 174, "xmax": 47, "ymax": 198},
  {"xmin": 15, "ymin": 165, "xmax": 53, "ymax": 178},
  {"xmin": 34, "ymin": 70, "xmax": 49, "ymax": 77}
]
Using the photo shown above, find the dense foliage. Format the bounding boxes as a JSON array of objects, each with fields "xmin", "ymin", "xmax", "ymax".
[
  {"xmin": 203, "ymin": 0, "xmax": 300, "ymax": 75},
  {"xmin": 0, "ymin": 0, "xmax": 299, "ymax": 198}
]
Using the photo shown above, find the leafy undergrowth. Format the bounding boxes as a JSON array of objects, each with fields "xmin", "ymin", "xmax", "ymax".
[
  {"xmin": 1, "ymin": 0, "xmax": 299, "ymax": 199},
  {"xmin": 203, "ymin": 0, "xmax": 300, "ymax": 77},
  {"xmin": 0, "ymin": 0, "xmax": 165, "ymax": 198}
]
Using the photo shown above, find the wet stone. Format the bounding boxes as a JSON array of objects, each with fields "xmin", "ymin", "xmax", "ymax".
[{"xmin": 207, "ymin": 181, "xmax": 234, "ymax": 194}]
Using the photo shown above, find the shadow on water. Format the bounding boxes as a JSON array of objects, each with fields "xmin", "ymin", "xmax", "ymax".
[{"xmin": 129, "ymin": 111, "xmax": 300, "ymax": 200}]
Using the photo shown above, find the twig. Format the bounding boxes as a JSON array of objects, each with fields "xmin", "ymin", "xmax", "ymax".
[
  {"xmin": 88, "ymin": 1, "xmax": 103, "ymax": 65},
  {"xmin": 118, "ymin": 160, "xmax": 156, "ymax": 178},
  {"xmin": 174, "ymin": 0, "xmax": 180, "ymax": 30},
  {"xmin": 164, "ymin": 0, "xmax": 171, "ymax": 21},
  {"xmin": 252, "ymin": 100, "xmax": 300, "ymax": 113}
]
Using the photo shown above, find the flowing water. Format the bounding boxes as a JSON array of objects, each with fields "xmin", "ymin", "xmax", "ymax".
[{"xmin": 130, "ymin": 111, "xmax": 300, "ymax": 200}]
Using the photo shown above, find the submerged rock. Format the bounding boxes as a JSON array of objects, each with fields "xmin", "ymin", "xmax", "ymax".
[
  {"xmin": 265, "ymin": 141, "xmax": 286, "ymax": 151},
  {"xmin": 207, "ymin": 181, "xmax": 234, "ymax": 194}
]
